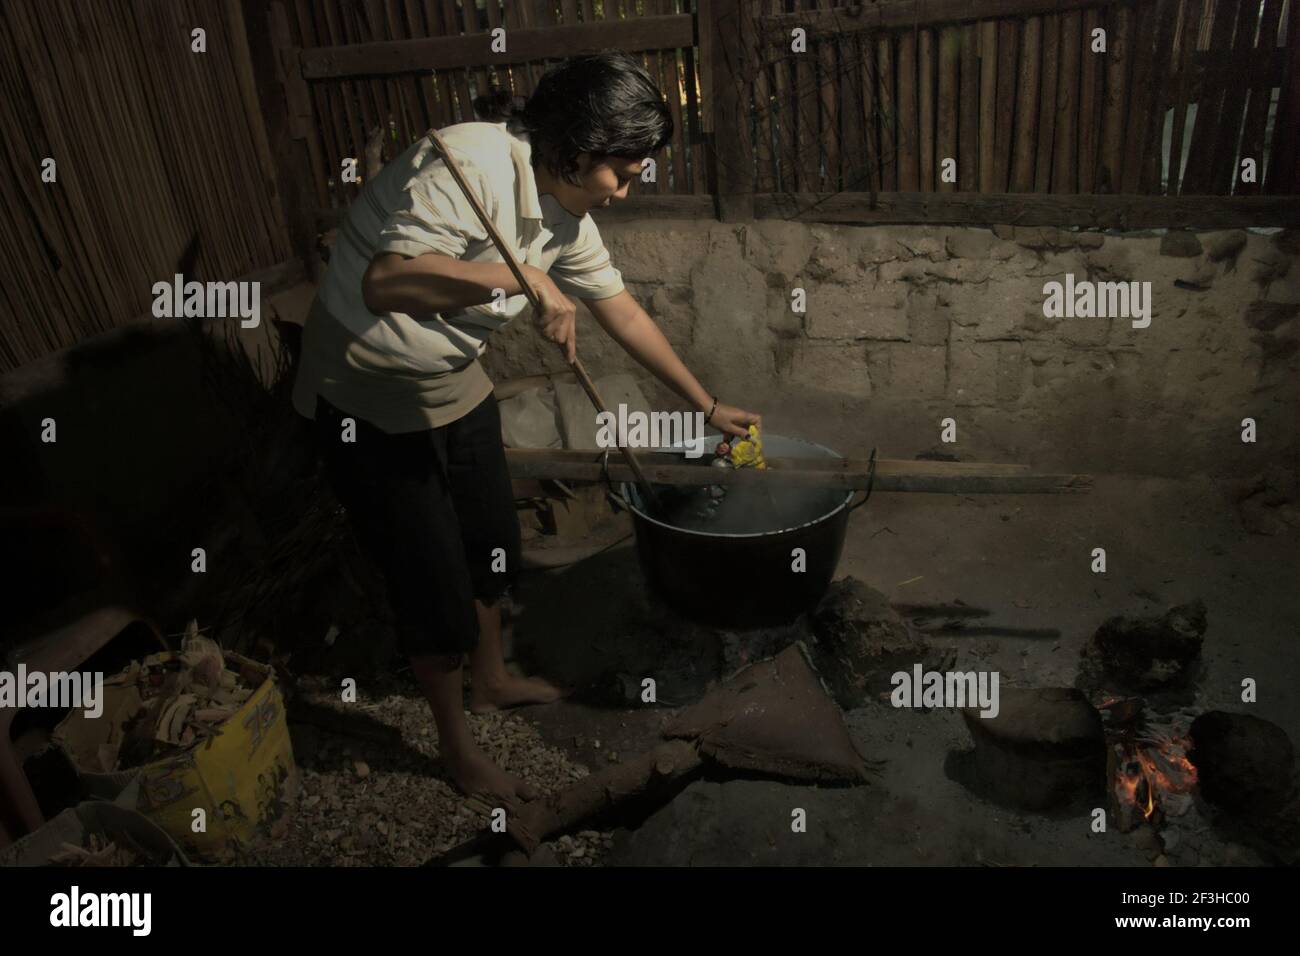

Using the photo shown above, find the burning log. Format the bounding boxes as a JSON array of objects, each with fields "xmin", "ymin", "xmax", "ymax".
[{"xmin": 960, "ymin": 687, "xmax": 1107, "ymax": 811}]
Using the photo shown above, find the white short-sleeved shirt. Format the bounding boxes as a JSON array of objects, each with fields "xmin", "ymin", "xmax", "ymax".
[{"xmin": 292, "ymin": 119, "xmax": 625, "ymax": 433}]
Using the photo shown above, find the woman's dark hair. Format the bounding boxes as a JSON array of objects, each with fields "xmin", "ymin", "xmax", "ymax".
[{"xmin": 472, "ymin": 51, "xmax": 673, "ymax": 185}]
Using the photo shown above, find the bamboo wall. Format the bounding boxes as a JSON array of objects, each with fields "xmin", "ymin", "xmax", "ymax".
[
  {"xmin": 753, "ymin": 0, "xmax": 1295, "ymax": 197},
  {"xmin": 0, "ymin": 0, "xmax": 292, "ymax": 374},
  {"xmin": 287, "ymin": 0, "xmax": 708, "ymax": 210}
]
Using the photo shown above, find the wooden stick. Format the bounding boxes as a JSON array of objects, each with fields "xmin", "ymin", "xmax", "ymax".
[
  {"xmin": 504, "ymin": 447, "xmax": 1095, "ymax": 495},
  {"xmin": 817, "ymin": 0, "xmax": 840, "ymax": 191},
  {"xmin": 425, "ymin": 129, "xmax": 663, "ymax": 514},
  {"xmin": 859, "ymin": 31, "xmax": 880, "ymax": 193},
  {"xmin": 1235, "ymin": 0, "xmax": 1283, "ymax": 196}
]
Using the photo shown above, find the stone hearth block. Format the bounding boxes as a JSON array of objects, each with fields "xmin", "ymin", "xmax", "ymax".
[
  {"xmin": 961, "ymin": 687, "xmax": 1106, "ymax": 812},
  {"xmin": 808, "ymin": 577, "xmax": 931, "ymax": 708},
  {"xmin": 1190, "ymin": 711, "xmax": 1296, "ymax": 816},
  {"xmin": 1083, "ymin": 600, "xmax": 1206, "ymax": 691}
]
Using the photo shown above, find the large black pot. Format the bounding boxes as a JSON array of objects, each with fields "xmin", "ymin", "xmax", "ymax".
[{"xmin": 622, "ymin": 435, "xmax": 872, "ymax": 629}]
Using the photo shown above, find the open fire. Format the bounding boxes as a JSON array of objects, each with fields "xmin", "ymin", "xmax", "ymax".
[{"xmin": 1100, "ymin": 697, "xmax": 1199, "ymax": 831}]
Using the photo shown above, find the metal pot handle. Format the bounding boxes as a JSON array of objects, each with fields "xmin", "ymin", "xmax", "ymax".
[{"xmin": 848, "ymin": 447, "xmax": 877, "ymax": 512}]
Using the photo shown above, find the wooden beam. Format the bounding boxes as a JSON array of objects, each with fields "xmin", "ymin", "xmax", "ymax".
[
  {"xmin": 753, "ymin": 191, "xmax": 1300, "ymax": 227},
  {"xmin": 299, "ymin": 14, "xmax": 694, "ymax": 78},
  {"xmin": 504, "ymin": 448, "xmax": 1093, "ymax": 494},
  {"xmin": 761, "ymin": 0, "xmax": 1127, "ymax": 38}
]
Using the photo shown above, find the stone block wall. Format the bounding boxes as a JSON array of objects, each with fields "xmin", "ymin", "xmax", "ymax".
[{"xmin": 484, "ymin": 220, "xmax": 1299, "ymax": 476}]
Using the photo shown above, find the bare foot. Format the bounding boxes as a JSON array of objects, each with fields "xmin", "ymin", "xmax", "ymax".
[
  {"xmin": 442, "ymin": 744, "xmax": 537, "ymax": 802},
  {"xmin": 469, "ymin": 674, "xmax": 571, "ymax": 714}
]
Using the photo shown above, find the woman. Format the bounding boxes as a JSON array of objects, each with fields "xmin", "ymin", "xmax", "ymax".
[{"xmin": 292, "ymin": 51, "xmax": 759, "ymax": 801}]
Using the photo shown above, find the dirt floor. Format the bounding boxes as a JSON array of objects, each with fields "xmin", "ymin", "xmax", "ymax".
[{"xmin": 243, "ymin": 388, "xmax": 1298, "ymax": 867}]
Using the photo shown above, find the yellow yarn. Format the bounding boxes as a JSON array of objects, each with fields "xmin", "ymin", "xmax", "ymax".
[{"xmin": 728, "ymin": 424, "xmax": 767, "ymax": 470}]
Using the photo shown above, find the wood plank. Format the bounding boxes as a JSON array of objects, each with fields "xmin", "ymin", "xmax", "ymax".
[
  {"xmin": 710, "ymin": 0, "xmax": 753, "ymax": 220},
  {"xmin": 1163, "ymin": 0, "xmax": 1198, "ymax": 194},
  {"xmin": 1236, "ymin": 0, "xmax": 1284, "ymax": 196},
  {"xmin": 837, "ymin": 7, "xmax": 860, "ymax": 189},
  {"xmin": 761, "ymin": 0, "xmax": 1128, "ymax": 36},
  {"xmin": 503, "ymin": 448, "xmax": 1093, "ymax": 494},
  {"xmin": 918, "ymin": 28, "xmax": 936, "ymax": 191},
  {"xmin": 1181, "ymin": 0, "xmax": 1242, "ymax": 194},
  {"xmin": 1076, "ymin": 7, "xmax": 1103, "ymax": 193},
  {"xmin": 859, "ymin": 30, "xmax": 880, "ymax": 193},
  {"xmin": 958, "ymin": 24, "xmax": 978, "ymax": 191},
  {"xmin": 816, "ymin": 0, "xmax": 839, "ymax": 191},
  {"xmin": 878, "ymin": 35, "xmax": 897, "ymax": 190},
  {"xmin": 1034, "ymin": 13, "xmax": 1060, "ymax": 192},
  {"xmin": 994, "ymin": 19, "xmax": 1019, "ymax": 192},
  {"xmin": 897, "ymin": 29, "xmax": 919, "ymax": 190},
  {"xmin": 752, "ymin": 191, "xmax": 1300, "ymax": 227},
  {"xmin": 1096, "ymin": 4, "xmax": 1130, "ymax": 192},
  {"xmin": 300, "ymin": 14, "xmax": 694, "ymax": 77},
  {"xmin": 1139, "ymin": 0, "xmax": 1182, "ymax": 193},
  {"xmin": 796, "ymin": 1, "xmax": 819, "ymax": 191},
  {"xmin": 1265, "ymin": 0, "xmax": 1300, "ymax": 193},
  {"xmin": 1210, "ymin": 0, "xmax": 1262, "ymax": 193},
  {"xmin": 1011, "ymin": 16, "xmax": 1041, "ymax": 193},
  {"xmin": 1052, "ymin": 11, "xmax": 1080, "ymax": 194},
  {"xmin": 752, "ymin": 0, "xmax": 777, "ymax": 192},
  {"xmin": 936, "ymin": 26, "xmax": 959, "ymax": 193},
  {"xmin": 978, "ymin": 21, "xmax": 997, "ymax": 192},
  {"xmin": 771, "ymin": 12, "xmax": 796, "ymax": 192}
]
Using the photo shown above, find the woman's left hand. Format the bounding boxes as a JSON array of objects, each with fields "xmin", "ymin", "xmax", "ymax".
[{"xmin": 707, "ymin": 402, "xmax": 761, "ymax": 456}]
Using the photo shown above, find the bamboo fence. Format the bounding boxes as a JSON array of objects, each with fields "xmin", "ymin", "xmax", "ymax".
[{"xmin": 0, "ymin": 0, "xmax": 292, "ymax": 374}]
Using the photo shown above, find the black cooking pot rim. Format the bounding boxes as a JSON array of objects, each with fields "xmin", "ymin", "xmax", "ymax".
[{"xmin": 621, "ymin": 434, "xmax": 855, "ymax": 539}]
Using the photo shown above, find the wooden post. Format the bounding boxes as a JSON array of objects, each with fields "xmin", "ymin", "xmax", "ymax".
[
  {"xmin": 1238, "ymin": 0, "xmax": 1284, "ymax": 196},
  {"xmin": 1012, "ymin": 16, "xmax": 1042, "ymax": 192},
  {"xmin": 859, "ymin": 31, "xmax": 880, "ymax": 193},
  {"xmin": 707, "ymin": 0, "xmax": 754, "ymax": 220},
  {"xmin": 817, "ymin": 0, "xmax": 839, "ymax": 191},
  {"xmin": 1266, "ymin": 0, "xmax": 1300, "ymax": 194}
]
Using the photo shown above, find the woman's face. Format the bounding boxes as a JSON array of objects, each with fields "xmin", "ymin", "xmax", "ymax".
[{"xmin": 547, "ymin": 153, "xmax": 643, "ymax": 215}]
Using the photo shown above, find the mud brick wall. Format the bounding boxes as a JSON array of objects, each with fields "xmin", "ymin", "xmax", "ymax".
[{"xmin": 485, "ymin": 222, "xmax": 1300, "ymax": 477}]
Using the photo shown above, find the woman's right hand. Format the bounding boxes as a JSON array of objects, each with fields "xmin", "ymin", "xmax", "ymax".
[{"xmin": 519, "ymin": 264, "xmax": 578, "ymax": 363}]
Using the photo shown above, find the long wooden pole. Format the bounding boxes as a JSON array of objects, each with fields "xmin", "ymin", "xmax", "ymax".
[{"xmin": 425, "ymin": 130, "xmax": 663, "ymax": 514}]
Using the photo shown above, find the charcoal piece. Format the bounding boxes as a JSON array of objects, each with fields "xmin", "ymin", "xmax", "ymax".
[
  {"xmin": 1190, "ymin": 711, "xmax": 1295, "ymax": 816},
  {"xmin": 1083, "ymin": 600, "xmax": 1206, "ymax": 691},
  {"xmin": 959, "ymin": 687, "xmax": 1107, "ymax": 811}
]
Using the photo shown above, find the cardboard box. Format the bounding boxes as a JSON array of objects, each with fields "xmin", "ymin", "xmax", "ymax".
[{"xmin": 54, "ymin": 651, "xmax": 297, "ymax": 860}]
